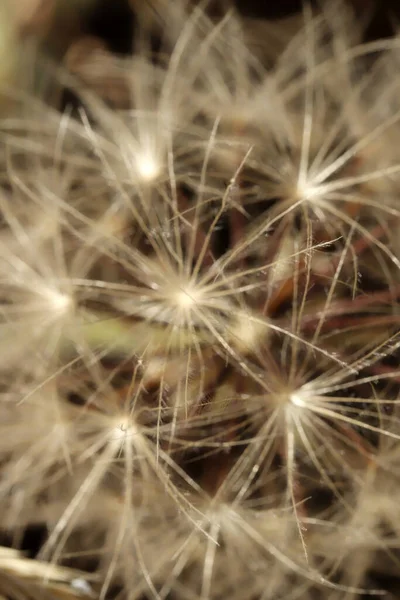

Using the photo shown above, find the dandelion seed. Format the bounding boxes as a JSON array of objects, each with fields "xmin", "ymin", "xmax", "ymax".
[
  {"xmin": 135, "ymin": 150, "xmax": 161, "ymax": 182},
  {"xmin": 290, "ymin": 392, "xmax": 306, "ymax": 408},
  {"xmin": 3, "ymin": 2, "xmax": 400, "ymax": 598}
]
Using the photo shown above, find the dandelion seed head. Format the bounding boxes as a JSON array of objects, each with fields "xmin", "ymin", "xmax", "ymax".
[
  {"xmin": 289, "ymin": 392, "xmax": 306, "ymax": 408},
  {"xmin": 4, "ymin": 3, "xmax": 400, "ymax": 597},
  {"xmin": 111, "ymin": 417, "xmax": 136, "ymax": 442},
  {"xmin": 296, "ymin": 179, "xmax": 320, "ymax": 202},
  {"xmin": 43, "ymin": 288, "xmax": 73, "ymax": 316},
  {"xmin": 173, "ymin": 284, "xmax": 202, "ymax": 311},
  {"xmin": 135, "ymin": 150, "xmax": 161, "ymax": 182},
  {"xmin": 144, "ymin": 272, "xmax": 208, "ymax": 326}
]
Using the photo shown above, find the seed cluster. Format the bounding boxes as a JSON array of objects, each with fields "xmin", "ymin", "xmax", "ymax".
[{"xmin": 1, "ymin": 2, "xmax": 400, "ymax": 599}]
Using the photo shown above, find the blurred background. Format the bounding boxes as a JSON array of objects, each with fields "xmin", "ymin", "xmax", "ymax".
[
  {"xmin": 3, "ymin": 0, "xmax": 400, "ymax": 107},
  {"xmin": 3, "ymin": 0, "xmax": 400, "ymax": 62}
]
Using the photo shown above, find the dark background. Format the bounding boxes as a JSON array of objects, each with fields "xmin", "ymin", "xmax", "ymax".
[{"xmin": 83, "ymin": 0, "xmax": 400, "ymax": 55}]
